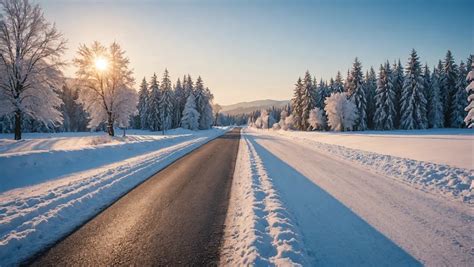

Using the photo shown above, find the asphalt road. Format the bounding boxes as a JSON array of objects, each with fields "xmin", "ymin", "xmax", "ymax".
[{"xmin": 29, "ymin": 128, "xmax": 241, "ymax": 266}]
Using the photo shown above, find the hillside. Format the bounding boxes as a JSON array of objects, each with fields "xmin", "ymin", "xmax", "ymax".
[{"xmin": 220, "ymin": 99, "xmax": 289, "ymax": 115}]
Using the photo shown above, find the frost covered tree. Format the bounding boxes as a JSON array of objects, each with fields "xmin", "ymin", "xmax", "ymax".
[
  {"xmin": 0, "ymin": 0, "xmax": 67, "ymax": 140},
  {"xmin": 450, "ymin": 62, "xmax": 468, "ymax": 128},
  {"xmin": 284, "ymin": 114, "xmax": 295, "ymax": 130},
  {"xmin": 278, "ymin": 110, "xmax": 288, "ymax": 130},
  {"xmin": 74, "ymin": 42, "xmax": 136, "ymax": 136},
  {"xmin": 159, "ymin": 69, "xmax": 174, "ymax": 133},
  {"xmin": 291, "ymin": 77, "xmax": 304, "ymax": 130},
  {"xmin": 427, "ymin": 67, "xmax": 444, "ymax": 128},
  {"xmin": 173, "ymin": 78, "xmax": 185, "ymax": 128},
  {"xmin": 365, "ymin": 67, "xmax": 377, "ymax": 129},
  {"xmin": 400, "ymin": 49, "xmax": 427, "ymax": 130},
  {"xmin": 374, "ymin": 62, "xmax": 396, "ymax": 130},
  {"xmin": 183, "ymin": 74, "xmax": 194, "ymax": 100},
  {"xmin": 137, "ymin": 77, "xmax": 149, "ymax": 129},
  {"xmin": 194, "ymin": 76, "xmax": 213, "ymax": 129},
  {"xmin": 392, "ymin": 60, "xmax": 404, "ymax": 128},
  {"xmin": 440, "ymin": 50, "xmax": 458, "ymax": 126},
  {"xmin": 423, "ymin": 64, "xmax": 431, "ymax": 105},
  {"xmin": 259, "ymin": 109, "xmax": 270, "ymax": 129},
  {"xmin": 58, "ymin": 83, "xmax": 89, "ymax": 132},
  {"xmin": 147, "ymin": 73, "xmax": 161, "ymax": 131},
  {"xmin": 324, "ymin": 92, "xmax": 358, "ymax": 131},
  {"xmin": 181, "ymin": 93, "xmax": 200, "ymax": 130},
  {"xmin": 316, "ymin": 79, "xmax": 331, "ymax": 111},
  {"xmin": 308, "ymin": 108, "xmax": 326, "ymax": 130},
  {"xmin": 346, "ymin": 58, "xmax": 367, "ymax": 130},
  {"xmin": 332, "ymin": 71, "xmax": 345, "ymax": 93},
  {"xmin": 464, "ymin": 61, "xmax": 474, "ymax": 128},
  {"xmin": 300, "ymin": 71, "xmax": 316, "ymax": 130}
]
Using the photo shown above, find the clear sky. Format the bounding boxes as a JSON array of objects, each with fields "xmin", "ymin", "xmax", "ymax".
[{"xmin": 38, "ymin": 0, "xmax": 472, "ymax": 105}]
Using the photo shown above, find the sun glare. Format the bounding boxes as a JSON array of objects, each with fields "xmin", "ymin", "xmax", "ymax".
[{"xmin": 95, "ymin": 57, "xmax": 108, "ymax": 71}]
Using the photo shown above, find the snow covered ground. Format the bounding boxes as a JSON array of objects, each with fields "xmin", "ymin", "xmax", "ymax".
[
  {"xmin": 0, "ymin": 127, "xmax": 230, "ymax": 266},
  {"xmin": 222, "ymin": 128, "xmax": 473, "ymax": 266},
  {"xmin": 273, "ymin": 128, "xmax": 473, "ymax": 169},
  {"xmin": 271, "ymin": 128, "xmax": 474, "ymax": 203}
]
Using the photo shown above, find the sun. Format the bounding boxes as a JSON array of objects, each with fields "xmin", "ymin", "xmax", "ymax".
[{"xmin": 94, "ymin": 57, "xmax": 108, "ymax": 71}]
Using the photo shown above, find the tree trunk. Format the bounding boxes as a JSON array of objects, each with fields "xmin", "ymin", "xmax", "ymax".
[
  {"xmin": 14, "ymin": 110, "xmax": 22, "ymax": 140},
  {"xmin": 107, "ymin": 112, "xmax": 114, "ymax": 136}
]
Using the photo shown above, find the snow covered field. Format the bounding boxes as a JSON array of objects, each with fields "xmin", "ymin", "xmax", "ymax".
[
  {"xmin": 0, "ymin": 127, "xmax": 230, "ymax": 266},
  {"xmin": 270, "ymin": 128, "xmax": 474, "ymax": 202},
  {"xmin": 272, "ymin": 128, "xmax": 474, "ymax": 169},
  {"xmin": 222, "ymin": 128, "xmax": 473, "ymax": 266}
]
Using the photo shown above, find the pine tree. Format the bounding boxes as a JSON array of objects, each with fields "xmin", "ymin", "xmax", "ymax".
[
  {"xmin": 365, "ymin": 67, "xmax": 377, "ymax": 129},
  {"xmin": 467, "ymin": 55, "xmax": 473, "ymax": 73},
  {"xmin": 194, "ymin": 77, "xmax": 213, "ymax": 130},
  {"xmin": 316, "ymin": 79, "xmax": 331, "ymax": 111},
  {"xmin": 374, "ymin": 62, "xmax": 396, "ymax": 130},
  {"xmin": 346, "ymin": 58, "xmax": 367, "ymax": 130},
  {"xmin": 423, "ymin": 64, "xmax": 431, "ymax": 105},
  {"xmin": 464, "ymin": 60, "xmax": 474, "ymax": 128},
  {"xmin": 440, "ymin": 50, "xmax": 458, "ymax": 126},
  {"xmin": 183, "ymin": 75, "xmax": 194, "ymax": 101},
  {"xmin": 58, "ymin": 84, "xmax": 89, "ymax": 132},
  {"xmin": 300, "ymin": 71, "xmax": 315, "ymax": 130},
  {"xmin": 450, "ymin": 62, "xmax": 468, "ymax": 128},
  {"xmin": 427, "ymin": 67, "xmax": 444, "ymax": 128},
  {"xmin": 181, "ymin": 94, "xmax": 200, "ymax": 130},
  {"xmin": 138, "ymin": 77, "xmax": 149, "ymax": 129},
  {"xmin": 291, "ymin": 77, "xmax": 304, "ymax": 130},
  {"xmin": 159, "ymin": 69, "xmax": 174, "ymax": 133},
  {"xmin": 147, "ymin": 73, "xmax": 161, "ymax": 131},
  {"xmin": 173, "ymin": 78, "xmax": 185, "ymax": 128},
  {"xmin": 333, "ymin": 71, "xmax": 345, "ymax": 93},
  {"xmin": 392, "ymin": 59, "xmax": 404, "ymax": 128},
  {"xmin": 400, "ymin": 49, "xmax": 427, "ymax": 130}
]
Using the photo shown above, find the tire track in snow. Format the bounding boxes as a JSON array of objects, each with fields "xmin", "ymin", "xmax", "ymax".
[{"xmin": 221, "ymin": 132, "xmax": 307, "ymax": 266}]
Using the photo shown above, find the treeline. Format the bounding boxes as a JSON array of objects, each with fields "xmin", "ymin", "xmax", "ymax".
[
  {"xmin": 251, "ymin": 50, "xmax": 473, "ymax": 131},
  {"xmin": 133, "ymin": 70, "xmax": 215, "ymax": 132},
  {"xmin": 0, "ymin": 0, "xmax": 222, "ymax": 139}
]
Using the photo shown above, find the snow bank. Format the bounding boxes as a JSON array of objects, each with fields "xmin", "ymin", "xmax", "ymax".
[
  {"xmin": 0, "ymin": 129, "xmax": 201, "ymax": 192},
  {"xmin": 253, "ymin": 128, "xmax": 474, "ymax": 203},
  {"xmin": 221, "ymin": 131, "xmax": 307, "ymax": 266},
  {"xmin": 273, "ymin": 128, "xmax": 473, "ymax": 169},
  {"xmin": 0, "ymin": 127, "xmax": 229, "ymax": 266}
]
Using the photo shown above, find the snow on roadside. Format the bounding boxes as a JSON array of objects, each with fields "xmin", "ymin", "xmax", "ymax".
[
  {"xmin": 250, "ymin": 128, "xmax": 474, "ymax": 204},
  {"xmin": 220, "ymin": 131, "xmax": 307, "ymax": 266},
  {"xmin": 0, "ymin": 127, "xmax": 229, "ymax": 266},
  {"xmin": 274, "ymin": 128, "xmax": 473, "ymax": 169},
  {"xmin": 0, "ymin": 129, "xmax": 199, "ymax": 193}
]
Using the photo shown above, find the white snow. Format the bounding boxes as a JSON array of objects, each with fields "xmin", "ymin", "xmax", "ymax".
[
  {"xmin": 267, "ymin": 128, "xmax": 474, "ymax": 203},
  {"xmin": 222, "ymin": 128, "xmax": 473, "ymax": 266},
  {"xmin": 271, "ymin": 128, "xmax": 473, "ymax": 170},
  {"xmin": 221, "ymin": 132, "xmax": 307, "ymax": 266},
  {"xmin": 0, "ymin": 127, "xmax": 230, "ymax": 266}
]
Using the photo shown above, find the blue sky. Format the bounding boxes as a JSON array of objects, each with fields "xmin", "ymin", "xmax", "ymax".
[{"xmin": 39, "ymin": 0, "xmax": 473, "ymax": 105}]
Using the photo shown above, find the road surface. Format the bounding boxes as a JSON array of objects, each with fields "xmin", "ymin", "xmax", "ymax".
[{"xmin": 29, "ymin": 128, "xmax": 241, "ymax": 266}]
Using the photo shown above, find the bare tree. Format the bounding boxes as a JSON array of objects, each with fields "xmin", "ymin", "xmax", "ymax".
[
  {"xmin": 74, "ymin": 41, "xmax": 136, "ymax": 136},
  {"xmin": 0, "ymin": 0, "xmax": 67, "ymax": 140}
]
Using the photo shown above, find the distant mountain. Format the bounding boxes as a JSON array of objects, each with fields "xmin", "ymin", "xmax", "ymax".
[{"xmin": 220, "ymin": 99, "xmax": 289, "ymax": 115}]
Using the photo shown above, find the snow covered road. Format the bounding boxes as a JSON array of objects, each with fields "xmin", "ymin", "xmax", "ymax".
[{"xmin": 222, "ymin": 128, "xmax": 473, "ymax": 266}]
